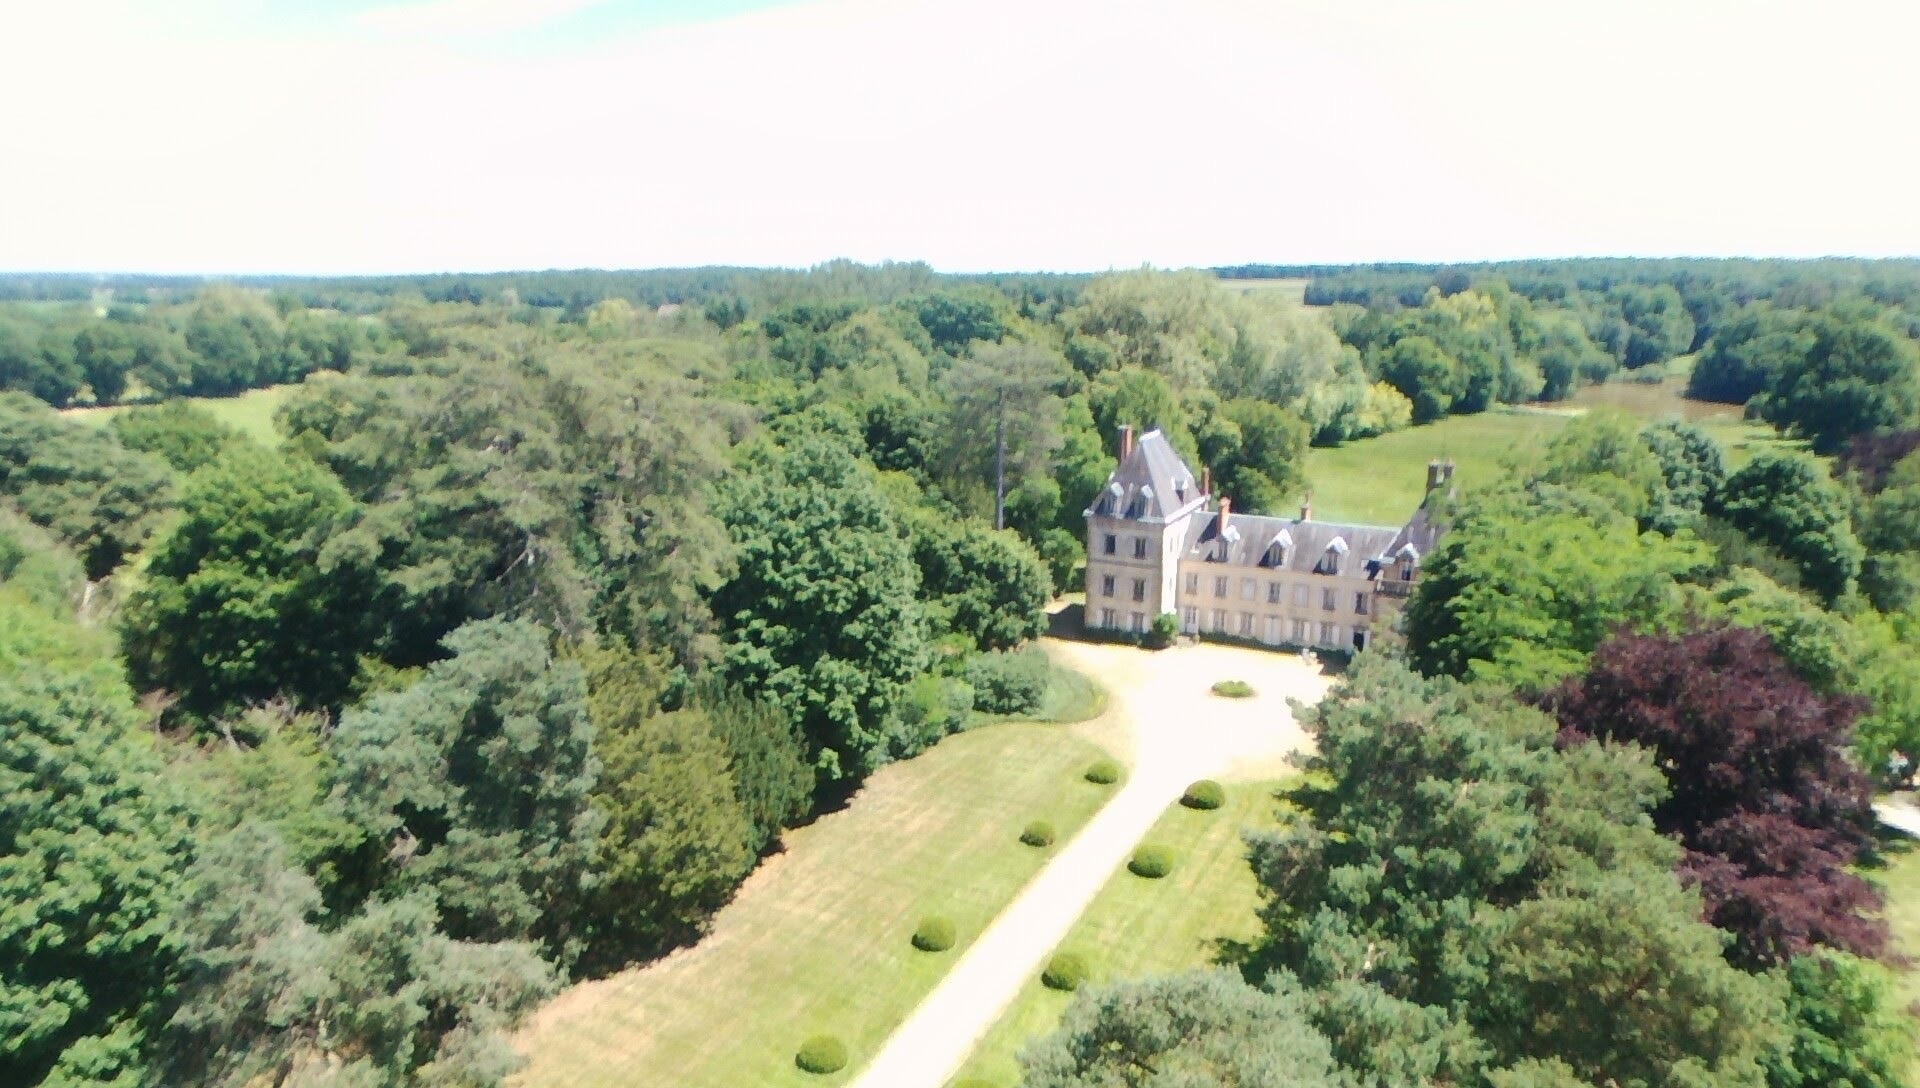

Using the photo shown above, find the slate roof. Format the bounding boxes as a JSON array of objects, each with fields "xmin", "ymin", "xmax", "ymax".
[
  {"xmin": 1183, "ymin": 510, "xmax": 1406, "ymax": 579},
  {"xmin": 1380, "ymin": 499, "xmax": 1447, "ymax": 563},
  {"xmin": 1087, "ymin": 429, "xmax": 1205, "ymax": 523}
]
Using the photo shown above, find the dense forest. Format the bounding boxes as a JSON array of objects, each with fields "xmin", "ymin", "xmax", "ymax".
[{"xmin": 5, "ymin": 256, "xmax": 1920, "ymax": 1087}]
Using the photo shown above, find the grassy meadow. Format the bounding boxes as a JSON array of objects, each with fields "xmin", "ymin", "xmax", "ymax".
[
  {"xmin": 59, "ymin": 384, "xmax": 293, "ymax": 446},
  {"xmin": 512, "ymin": 718, "xmax": 1120, "ymax": 1088},
  {"xmin": 1301, "ymin": 378, "xmax": 1804, "ymax": 526},
  {"xmin": 952, "ymin": 778, "xmax": 1292, "ymax": 1087}
]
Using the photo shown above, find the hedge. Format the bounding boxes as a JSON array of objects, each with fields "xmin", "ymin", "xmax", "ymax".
[
  {"xmin": 966, "ymin": 648, "xmax": 1049, "ymax": 715},
  {"xmin": 1210, "ymin": 679, "xmax": 1255, "ymax": 698}
]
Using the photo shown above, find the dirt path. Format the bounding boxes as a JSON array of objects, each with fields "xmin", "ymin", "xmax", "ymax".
[{"xmin": 848, "ymin": 638, "xmax": 1333, "ymax": 1088}]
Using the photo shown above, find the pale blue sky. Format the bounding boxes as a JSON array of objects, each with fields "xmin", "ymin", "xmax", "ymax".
[{"xmin": 3, "ymin": 0, "xmax": 1917, "ymax": 274}]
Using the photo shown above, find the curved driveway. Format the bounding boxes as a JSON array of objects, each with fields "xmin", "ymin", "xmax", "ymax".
[{"xmin": 848, "ymin": 638, "xmax": 1334, "ymax": 1088}]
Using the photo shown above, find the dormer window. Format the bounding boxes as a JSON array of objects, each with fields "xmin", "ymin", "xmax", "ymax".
[
  {"xmin": 1263, "ymin": 530, "xmax": 1293, "ymax": 568},
  {"xmin": 1396, "ymin": 543, "xmax": 1420, "ymax": 581},
  {"xmin": 1314, "ymin": 537, "xmax": 1350, "ymax": 576}
]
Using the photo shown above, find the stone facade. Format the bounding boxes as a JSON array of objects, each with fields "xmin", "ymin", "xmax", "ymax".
[{"xmin": 1083, "ymin": 426, "xmax": 1448, "ymax": 651}]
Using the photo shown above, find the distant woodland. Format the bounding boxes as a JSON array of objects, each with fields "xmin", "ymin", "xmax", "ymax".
[{"xmin": 5, "ymin": 257, "xmax": 1920, "ymax": 1087}]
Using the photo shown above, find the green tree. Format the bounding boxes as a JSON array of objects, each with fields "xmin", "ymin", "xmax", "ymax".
[
  {"xmin": 1087, "ymin": 367, "xmax": 1191, "ymax": 458},
  {"xmin": 1, "ymin": 610, "xmax": 197, "ymax": 1088},
  {"xmin": 161, "ymin": 825, "xmax": 556, "ymax": 1088},
  {"xmin": 1763, "ymin": 950, "xmax": 1917, "ymax": 1088},
  {"xmin": 576, "ymin": 645, "xmax": 755, "ymax": 968},
  {"xmin": 1642, "ymin": 419, "xmax": 1728, "ymax": 532},
  {"xmin": 1717, "ymin": 453, "xmax": 1864, "ymax": 603},
  {"xmin": 1251, "ymin": 656, "xmax": 1785, "ymax": 1088},
  {"xmin": 1197, "ymin": 397, "xmax": 1309, "ymax": 514},
  {"xmin": 121, "ymin": 444, "xmax": 381, "ymax": 722},
  {"xmin": 1754, "ymin": 308, "xmax": 1920, "ymax": 454},
  {"xmin": 1405, "ymin": 489, "xmax": 1710, "ymax": 689},
  {"xmin": 330, "ymin": 619, "xmax": 604, "ymax": 960},
  {"xmin": 0, "ymin": 392, "xmax": 174, "ymax": 577},
  {"xmin": 1378, "ymin": 334, "xmax": 1457, "ymax": 423},
  {"xmin": 1021, "ymin": 970, "xmax": 1349, "ymax": 1088},
  {"xmin": 107, "ymin": 401, "xmax": 244, "ymax": 473},
  {"xmin": 698, "ymin": 689, "xmax": 813, "ymax": 854},
  {"xmin": 906, "ymin": 511, "xmax": 1050, "ymax": 651},
  {"xmin": 712, "ymin": 436, "xmax": 931, "ymax": 781},
  {"xmin": 0, "ymin": 318, "xmax": 83, "ymax": 405},
  {"xmin": 938, "ymin": 341, "xmax": 1069, "ymax": 528}
]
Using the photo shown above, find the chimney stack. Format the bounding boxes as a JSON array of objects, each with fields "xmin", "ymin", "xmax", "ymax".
[
  {"xmin": 1201, "ymin": 465, "xmax": 1211, "ymax": 498},
  {"xmin": 1300, "ymin": 491, "xmax": 1313, "ymax": 522},
  {"xmin": 1118, "ymin": 424, "xmax": 1134, "ymax": 461},
  {"xmin": 1219, "ymin": 497, "xmax": 1232, "ymax": 535},
  {"xmin": 1427, "ymin": 459, "xmax": 1445, "ymax": 492}
]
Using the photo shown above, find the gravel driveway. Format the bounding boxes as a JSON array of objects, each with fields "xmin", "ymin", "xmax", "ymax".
[{"xmin": 848, "ymin": 637, "xmax": 1335, "ymax": 1088}]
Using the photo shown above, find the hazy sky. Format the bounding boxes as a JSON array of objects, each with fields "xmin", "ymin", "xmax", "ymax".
[{"xmin": 4, "ymin": 0, "xmax": 1916, "ymax": 274}]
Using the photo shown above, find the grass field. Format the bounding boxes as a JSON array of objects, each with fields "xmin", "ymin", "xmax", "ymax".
[
  {"xmin": 512, "ymin": 719, "xmax": 1119, "ymax": 1088},
  {"xmin": 1301, "ymin": 378, "xmax": 1805, "ymax": 526},
  {"xmin": 952, "ymin": 778, "xmax": 1292, "ymax": 1087},
  {"xmin": 1867, "ymin": 832, "xmax": 1920, "ymax": 1013},
  {"xmin": 59, "ymin": 384, "xmax": 293, "ymax": 446}
]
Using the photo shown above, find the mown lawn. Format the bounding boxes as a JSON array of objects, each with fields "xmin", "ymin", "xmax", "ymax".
[
  {"xmin": 511, "ymin": 719, "xmax": 1119, "ymax": 1088},
  {"xmin": 1302, "ymin": 378, "xmax": 1805, "ymax": 526},
  {"xmin": 952, "ymin": 778, "xmax": 1293, "ymax": 1087},
  {"xmin": 59, "ymin": 384, "xmax": 293, "ymax": 446},
  {"xmin": 1867, "ymin": 831, "xmax": 1920, "ymax": 1013}
]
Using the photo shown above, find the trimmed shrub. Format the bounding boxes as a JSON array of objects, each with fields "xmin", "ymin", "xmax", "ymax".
[
  {"xmin": 1146, "ymin": 611, "xmax": 1180, "ymax": 649},
  {"xmin": 1042, "ymin": 952, "xmax": 1090, "ymax": 992},
  {"xmin": 796, "ymin": 1035, "xmax": 849, "ymax": 1075},
  {"xmin": 1180, "ymin": 780, "xmax": 1225, "ymax": 810},
  {"xmin": 1129, "ymin": 844, "xmax": 1176, "ymax": 879},
  {"xmin": 897, "ymin": 673, "xmax": 975, "ymax": 752},
  {"xmin": 1210, "ymin": 679, "xmax": 1255, "ymax": 698},
  {"xmin": 912, "ymin": 915, "xmax": 956, "ymax": 953},
  {"xmin": 967, "ymin": 648, "xmax": 1050, "ymax": 715},
  {"xmin": 1019, "ymin": 820, "xmax": 1056, "ymax": 847},
  {"xmin": 1084, "ymin": 758, "xmax": 1122, "ymax": 785}
]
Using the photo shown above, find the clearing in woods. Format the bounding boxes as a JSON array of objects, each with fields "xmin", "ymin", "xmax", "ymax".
[
  {"xmin": 1301, "ymin": 377, "xmax": 1804, "ymax": 526},
  {"xmin": 58, "ymin": 384, "xmax": 293, "ymax": 446}
]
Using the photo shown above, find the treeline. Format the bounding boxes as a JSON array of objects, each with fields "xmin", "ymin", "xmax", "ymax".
[{"xmin": 1025, "ymin": 411, "xmax": 1920, "ymax": 1088}]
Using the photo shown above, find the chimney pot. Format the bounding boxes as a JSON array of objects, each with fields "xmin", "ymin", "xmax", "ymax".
[
  {"xmin": 1118, "ymin": 424, "xmax": 1134, "ymax": 461},
  {"xmin": 1300, "ymin": 492, "xmax": 1313, "ymax": 522},
  {"xmin": 1219, "ymin": 497, "xmax": 1232, "ymax": 534},
  {"xmin": 1201, "ymin": 465, "xmax": 1211, "ymax": 497}
]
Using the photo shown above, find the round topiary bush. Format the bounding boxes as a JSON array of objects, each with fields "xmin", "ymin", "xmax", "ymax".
[
  {"xmin": 912, "ymin": 915, "xmax": 956, "ymax": 953},
  {"xmin": 1129, "ymin": 844, "xmax": 1177, "ymax": 879},
  {"xmin": 1180, "ymin": 779, "xmax": 1225, "ymax": 810},
  {"xmin": 1211, "ymin": 679, "xmax": 1255, "ymax": 698},
  {"xmin": 1019, "ymin": 820, "xmax": 1056, "ymax": 847},
  {"xmin": 1084, "ymin": 758, "xmax": 1122, "ymax": 785},
  {"xmin": 1041, "ymin": 951, "xmax": 1090, "ymax": 992},
  {"xmin": 796, "ymin": 1035, "xmax": 849, "ymax": 1075}
]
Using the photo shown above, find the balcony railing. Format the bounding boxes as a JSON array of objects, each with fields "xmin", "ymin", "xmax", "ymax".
[{"xmin": 1376, "ymin": 580, "xmax": 1416, "ymax": 599}]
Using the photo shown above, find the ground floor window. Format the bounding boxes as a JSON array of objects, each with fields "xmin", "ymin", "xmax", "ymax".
[
  {"xmin": 1291, "ymin": 618, "xmax": 1307, "ymax": 642},
  {"xmin": 1211, "ymin": 609, "xmax": 1226, "ymax": 631},
  {"xmin": 1319, "ymin": 622, "xmax": 1338, "ymax": 646},
  {"xmin": 1265, "ymin": 615, "xmax": 1281, "ymax": 643},
  {"xmin": 1130, "ymin": 612, "xmax": 1145, "ymax": 633},
  {"xmin": 1239, "ymin": 612, "xmax": 1254, "ymax": 636},
  {"xmin": 1182, "ymin": 606, "xmax": 1198, "ymax": 633},
  {"xmin": 1352, "ymin": 627, "xmax": 1369, "ymax": 650},
  {"xmin": 1099, "ymin": 607, "xmax": 1116, "ymax": 628}
]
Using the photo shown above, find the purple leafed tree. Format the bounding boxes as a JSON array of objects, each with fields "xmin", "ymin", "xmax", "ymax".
[{"xmin": 1544, "ymin": 624, "xmax": 1885, "ymax": 967}]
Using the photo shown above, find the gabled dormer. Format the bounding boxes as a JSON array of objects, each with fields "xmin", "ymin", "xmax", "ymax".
[
  {"xmin": 1313, "ymin": 536, "xmax": 1350, "ymax": 575},
  {"xmin": 1260, "ymin": 529, "xmax": 1293, "ymax": 569}
]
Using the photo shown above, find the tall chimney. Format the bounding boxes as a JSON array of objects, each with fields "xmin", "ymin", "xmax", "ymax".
[
  {"xmin": 1219, "ymin": 497, "xmax": 1232, "ymax": 535},
  {"xmin": 1427, "ymin": 459, "xmax": 1444, "ymax": 491},
  {"xmin": 1300, "ymin": 491, "xmax": 1313, "ymax": 522},
  {"xmin": 1118, "ymin": 424, "xmax": 1134, "ymax": 461},
  {"xmin": 1201, "ymin": 465, "xmax": 1211, "ymax": 498}
]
